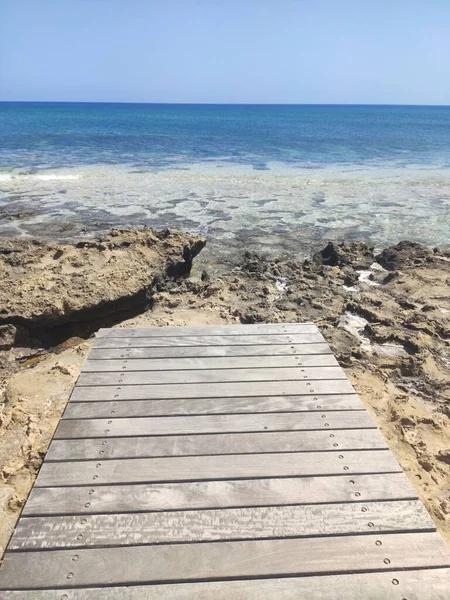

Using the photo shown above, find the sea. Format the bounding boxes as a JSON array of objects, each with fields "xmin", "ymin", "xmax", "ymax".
[{"xmin": 1, "ymin": 102, "xmax": 449, "ymax": 265}]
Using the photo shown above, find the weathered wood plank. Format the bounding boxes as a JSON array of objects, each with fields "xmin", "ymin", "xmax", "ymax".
[
  {"xmin": 96, "ymin": 323, "xmax": 317, "ymax": 338},
  {"xmin": 88, "ymin": 342, "xmax": 332, "ymax": 360},
  {"xmin": 83, "ymin": 354, "xmax": 339, "ymax": 372},
  {"xmin": 3, "ymin": 569, "xmax": 450, "ymax": 599},
  {"xmin": 93, "ymin": 333, "xmax": 324, "ymax": 348},
  {"xmin": 63, "ymin": 394, "xmax": 364, "ymax": 419},
  {"xmin": 55, "ymin": 411, "xmax": 375, "ymax": 439},
  {"xmin": 35, "ymin": 450, "xmax": 400, "ymax": 487},
  {"xmin": 70, "ymin": 379, "xmax": 355, "ymax": 401},
  {"xmin": 1, "ymin": 533, "xmax": 449, "ymax": 588},
  {"xmin": 22, "ymin": 472, "xmax": 418, "ymax": 516},
  {"xmin": 10, "ymin": 500, "xmax": 434, "ymax": 550},
  {"xmin": 46, "ymin": 428, "xmax": 387, "ymax": 461},
  {"xmin": 77, "ymin": 366, "xmax": 345, "ymax": 387}
]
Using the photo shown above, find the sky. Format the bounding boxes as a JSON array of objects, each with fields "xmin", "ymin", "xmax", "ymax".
[{"xmin": 1, "ymin": 0, "xmax": 449, "ymax": 105}]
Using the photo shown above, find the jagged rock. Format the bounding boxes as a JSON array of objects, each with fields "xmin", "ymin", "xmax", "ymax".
[
  {"xmin": 313, "ymin": 241, "xmax": 374, "ymax": 268},
  {"xmin": 376, "ymin": 241, "xmax": 434, "ymax": 271},
  {"xmin": 0, "ymin": 227, "xmax": 205, "ymax": 344}
]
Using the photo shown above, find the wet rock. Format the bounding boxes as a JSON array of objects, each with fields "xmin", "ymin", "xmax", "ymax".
[
  {"xmin": 376, "ymin": 241, "xmax": 434, "ymax": 271},
  {"xmin": 313, "ymin": 241, "xmax": 374, "ymax": 269}
]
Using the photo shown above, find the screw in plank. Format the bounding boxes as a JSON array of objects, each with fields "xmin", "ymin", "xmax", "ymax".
[
  {"xmin": 72, "ymin": 555, "xmax": 79, "ymax": 562},
  {"xmin": 343, "ymin": 465, "xmax": 349, "ymax": 470},
  {"xmin": 392, "ymin": 579, "xmax": 399, "ymax": 585},
  {"xmin": 77, "ymin": 534, "xmax": 83, "ymax": 540},
  {"xmin": 338, "ymin": 455, "xmax": 344, "ymax": 459},
  {"xmin": 324, "ymin": 423, "xmax": 329, "ymax": 427},
  {"xmin": 96, "ymin": 463, "xmax": 101, "ymax": 468},
  {"xmin": 102, "ymin": 441, "xmax": 108, "ymax": 445},
  {"xmin": 375, "ymin": 540, "xmax": 382, "ymax": 546},
  {"xmin": 66, "ymin": 573, "xmax": 74, "ymax": 580},
  {"xmin": 333, "ymin": 443, "xmax": 339, "ymax": 447},
  {"xmin": 368, "ymin": 522, "xmax": 374, "ymax": 528},
  {"xmin": 310, "ymin": 389, "xmax": 315, "ymax": 392},
  {"xmin": 329, "ymin": 434, "xmax": 335, "ymax": 438},
  {"xmin": 321, "ymin": 415, "xmax": 327, "ymax": 418},
  {"xmin": 89, "ymin": 489, "xmax": 95, "ymax": 495},
  {"xmin": 99, "ymin": 450, "xmax": 104, "ymax": 455},
  {"xmin": 361, "ymin": 506, "xmax": 368, "ymax": 512},
  {"xmin": 60, "ymin": 595, "xmax": 69, "ymax": 600},
  {"xmin": 85, "ymin": 502, "xmax": 91, "ymax": 508},
  {"xmin": 317, "ymin": 405, "xmax": 322, "ymax": 409},
  {"xmin": 384, "ymin": 558, "xmax": 391, "ymax": 565},
  {"xmin": 93, "ymin": 475, "xmax": 98, "ymax": 480},
  {"xmin": 355, "ymin": 491, "xmax": 361, "ymax": 497},
  {"xmin": 81, "ymin": 519, "xmax": 87, "ymax": 524}
]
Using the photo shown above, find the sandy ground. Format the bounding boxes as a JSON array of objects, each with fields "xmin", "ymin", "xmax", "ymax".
[{"xmin": 0, "ymin": 236, "xmax": 449, "ymax": 556}]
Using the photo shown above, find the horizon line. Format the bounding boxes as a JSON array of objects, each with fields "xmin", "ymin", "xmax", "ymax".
[{"xmin": 1, "ymin": 100, "xmax": 450, "ymax": 108}]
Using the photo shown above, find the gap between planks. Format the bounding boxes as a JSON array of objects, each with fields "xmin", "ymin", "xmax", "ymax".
[
  {"xmin": 2, "ymin": 569, "xmax": 450, "ymax": 600},
  {"xmin": 1, "ymin": 532, "xmax": 449, "ymax": 589},
  {"xmin": 34, "ymin": 450, "xmax": 402, "ymax": 487},
  {"xmin": 45, "ymin": 429, "xmax": 388, "ymax": 461},
  {"xmin": 8, "ymin": 500, "xmax": 436, "ymax": 551}
]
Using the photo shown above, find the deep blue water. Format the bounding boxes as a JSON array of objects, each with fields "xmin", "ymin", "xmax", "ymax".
[{"xmin": 1, "ymin": 102, "xmax": 450, "ymax": 171}]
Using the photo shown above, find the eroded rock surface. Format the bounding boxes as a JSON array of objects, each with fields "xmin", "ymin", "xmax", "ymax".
[{"xmin": 0, "ymin": 227, "xmax": 205, "ymax": 335}]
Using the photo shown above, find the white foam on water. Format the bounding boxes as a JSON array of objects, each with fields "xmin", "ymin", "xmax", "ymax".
[{"xmin": 33, "ymin": 174, "xmax": 79, "ymax": 181}]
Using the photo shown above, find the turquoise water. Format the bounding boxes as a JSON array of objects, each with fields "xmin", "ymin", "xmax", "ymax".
[{"xmin": 1, "ymin": 102, "xmax": 449, "ymax": 261}]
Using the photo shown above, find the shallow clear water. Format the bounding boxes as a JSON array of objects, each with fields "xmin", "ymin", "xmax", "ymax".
[{"xmin": 1, "ymin": 102, "xmax": 449, "ymax": 263}]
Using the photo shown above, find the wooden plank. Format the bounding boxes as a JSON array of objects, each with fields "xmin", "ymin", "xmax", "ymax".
[
  {"xmin": 63, "ymin": 394, "xmax": 364, "ymax": 419},
  {"xmin": 55, "ymin": 411, "xmax": 375, "ymax": 439},
  {"xmin": 83, "ymin": 354, "xmax": 339, "ymax": 372},
  {"xmin": 77, "ymin": 366, "xmax": 345, "ymax": 387},
  {"xmin": 70, "ymin": 379, "xmax": 355, "ymax": 401},
  {"xmin": 96, "ymin": 323, "xmax": 317, "ymax": 337},
  {"xmin": 93, "ymin": 333, "xmax": 325, "ymax": 348},
  {"xmin": 35, "ymin": 450, "xmax": 401, "ymax": 487},
  {"xmin": 3, "ymin": 569, "xmax": 450, "ymax": 599},
  {"xmin": 22, "ymin": 472, "xmax": 418, "ymax": 516},
  {"xmin": 45, "ymin": 428, "xmax": 387, "ymax": 461},
  {"xmin": 1, "ymin": 533, "xmax": 449, "ymax": 588},
  {"xmin": 88, "ymin": 342, "xmax": 333, "ymax": 360},
  {"xmin": 10, "ymin": 500, "xmax": 434, "ymax": 550}
]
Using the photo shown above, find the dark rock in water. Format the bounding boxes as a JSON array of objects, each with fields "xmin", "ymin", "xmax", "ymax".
[
  {"xmin": 313, "ymin": 241, "xmax": 374, "ymax": 269},
  {"xmin": 376, "ymin": 241, "xmax": 434, "ymax": 271}
]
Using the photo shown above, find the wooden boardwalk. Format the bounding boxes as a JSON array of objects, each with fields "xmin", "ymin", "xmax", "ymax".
[{"xmin": 1, "ymin": 322, "xmax": 449, "ymax": 598}]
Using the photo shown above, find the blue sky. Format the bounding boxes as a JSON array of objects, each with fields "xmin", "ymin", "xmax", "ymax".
[{"xmin": 1, "ymin": 0, "xmax": 449, "ymax": 104}]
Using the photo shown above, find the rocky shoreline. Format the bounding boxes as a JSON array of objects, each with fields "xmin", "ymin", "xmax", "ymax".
[{"xmin": 0, "ymin": 229, "xmax": 449, "ymax": 556}]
